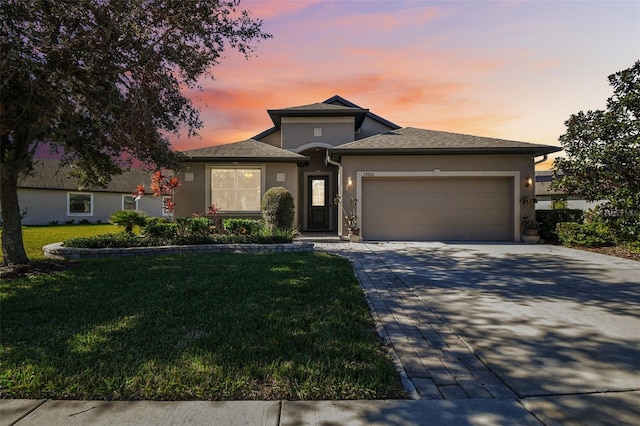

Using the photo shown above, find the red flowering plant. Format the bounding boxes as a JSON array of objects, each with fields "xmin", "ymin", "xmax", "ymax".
[{"xmin": 133, "ymin": 171, "xmax": 182, "ymax": 220}]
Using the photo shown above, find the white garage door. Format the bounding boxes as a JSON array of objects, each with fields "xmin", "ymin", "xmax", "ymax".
[{"xmin": 362, "ymin": 177, "xmax": 513, "ymax": 241}]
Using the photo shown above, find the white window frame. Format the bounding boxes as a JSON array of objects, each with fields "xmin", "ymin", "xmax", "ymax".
[
  {"xmin": 122, "ymin": 194, "xmax": 138, "ymax": 211},
  {"xmin": 67, "ymin": 192, "xmax": 94, "ymax": 216},
  {"xmin": 162, "ymin": 195, "xmax": 173, "ymax": 217},
  {"xmin": 206, "ymin": 165, "xmax": 265, "ymax": 213}
]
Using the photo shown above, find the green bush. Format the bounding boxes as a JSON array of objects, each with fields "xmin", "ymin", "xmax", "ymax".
[
  {"xmin": 223, "ymin": 218, "xmax": 263, "ymax": 235},
  {"xmin": 536, "ymin": 209, "xmax": 584, "ymax": 242},
  {"xmin": 64, "ymin": 233, "xmax": 145, "ymax": 248},
  {"xmin": 556, "ymin": 221, "xmax": 615, "ymax": 248},
  {"xmin": 187, "ymin": 217, "xmax": 216, "ymax": 237},
  {"xmin": 109, "ymin": 210, "xmax": 148, "ymax": 235},
  {"xmin": 261, "ymin": 187, "xmax": 294, "ymax": 230},
  {"xmin": 143, "ymin": 217, "xmax": 178, "ymax": 242}
]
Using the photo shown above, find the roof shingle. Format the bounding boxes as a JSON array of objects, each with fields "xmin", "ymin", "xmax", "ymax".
[
  {"xmin": 330, "ymin": 127, "xmax": 562, "ymax": 156},
  {"xmin": 182, "ymin": 139, "xmax": 308, "ymax": 164},
  {"xmin": 19, "ymin": 159, "xmax": 152, "ymax": 193}
]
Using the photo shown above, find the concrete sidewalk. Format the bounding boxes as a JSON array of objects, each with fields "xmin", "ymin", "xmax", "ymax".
[
  {"xmin": 2, "ymin": 398, "xmax": 543, "ymax": 425},
  {"xmin": 5, "ymin": 394, "xmax": 640, "ymax": 425}
]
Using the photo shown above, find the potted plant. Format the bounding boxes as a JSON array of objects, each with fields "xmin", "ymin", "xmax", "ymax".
[
  {"xmin": 521, "ymin": 217, "xmax": 540, "ymax": 243},
  {"xmin": 334, "ymin": 195, "xmax": 361, "ymax": 242}
]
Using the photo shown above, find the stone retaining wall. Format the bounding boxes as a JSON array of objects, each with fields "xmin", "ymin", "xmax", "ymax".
[{"xmin": 43, "ymin": 242, "xmax": 315, "ymax": 260}]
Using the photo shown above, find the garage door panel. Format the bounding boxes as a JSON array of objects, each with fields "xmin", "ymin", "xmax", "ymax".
[{"xmin": 362, "ymin": 177, "xmax": 513, "ymax": 241}]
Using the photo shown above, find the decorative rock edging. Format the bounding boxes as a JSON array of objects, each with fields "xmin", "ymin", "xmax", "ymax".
[{"xmin": 43, "ymin": 241, "xmax": 315, "ymax": 260}]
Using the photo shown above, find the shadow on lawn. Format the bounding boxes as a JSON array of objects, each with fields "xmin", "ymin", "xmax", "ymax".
[{"xmin": 0, "ymin": 253, "xmax": 404, "ymax": 400}]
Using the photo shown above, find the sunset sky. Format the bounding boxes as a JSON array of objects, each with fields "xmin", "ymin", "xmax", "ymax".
[{"xmin": 176, "ymin": 0, "xmax": 639, "ymax": 169}]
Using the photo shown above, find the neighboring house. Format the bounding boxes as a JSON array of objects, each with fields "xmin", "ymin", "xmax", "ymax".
[
  {"xmin": 176, "ymin": 95, "xmax": 561, "ymax": 242},
  {"xmin": 535, "ymin": 170, "xmax": 602, "ymax": 210},
  {"xmin": 10, "ymin": 159, "xmax": 165, "ymax": 225}
]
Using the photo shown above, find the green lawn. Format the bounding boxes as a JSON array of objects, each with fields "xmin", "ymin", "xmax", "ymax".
[
  {"xmin": 0, "ymin": 224, "xmax": 117, "ymax": 261},
  {"xmin": 1, "ymin": 252, "xmax": 405, "ymax": 400}
]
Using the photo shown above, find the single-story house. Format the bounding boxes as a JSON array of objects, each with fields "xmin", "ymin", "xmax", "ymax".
[
  {"xmin": 10, "ymin": 159, "xmax": 165, "ymax": 225},
  {"xmin": 535, "ymin": 170, "xmax": 602, "ymax": 210},
  {"xmin": 175, "ymin": 95, "xmax": 561, "ymax": 241}
]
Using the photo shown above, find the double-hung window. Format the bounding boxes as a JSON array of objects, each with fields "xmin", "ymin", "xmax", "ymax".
[
  {"xmin": 210, "ymin": 168, "xmax": 262, "ymax": 212},
  {"xmin": 67, "ymin": 192, "xmax": 93, "ymax": 216},
  {"xmin": 122, "ymin": 195, "xmax": 138, "ymax": 211}
]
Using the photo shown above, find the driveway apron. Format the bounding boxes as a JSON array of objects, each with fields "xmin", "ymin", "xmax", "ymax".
[{"xmin": 316, "ymin": 242, "xmax": 640, "ymax": 403}]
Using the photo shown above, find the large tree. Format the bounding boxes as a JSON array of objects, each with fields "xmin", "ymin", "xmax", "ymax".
[
  {"xmin": 1, "ymin": 0, "xmax": 271, "ymax": 264},
  {"xmin": 553, "ymin": 61, "xmax": 640, "ymax": 242}
]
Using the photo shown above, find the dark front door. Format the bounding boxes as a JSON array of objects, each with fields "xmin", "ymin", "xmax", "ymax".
[{"xmin": 307, "ymin": 176, "xmax": 330, "ymax": 230}]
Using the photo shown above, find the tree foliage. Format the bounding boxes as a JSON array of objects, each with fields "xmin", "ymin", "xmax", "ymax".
[
  {"xmin": 0, "ymin": 0, "xmax": 271, "ymax": 264},
  {"xmin": 552, "ymin": 61, "xmax": 640, "ymax": 242}
]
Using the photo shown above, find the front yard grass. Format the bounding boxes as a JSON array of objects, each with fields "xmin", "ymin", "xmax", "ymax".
[
  {"xmin": 0, "ymin": 224, "xmax": 116, "ymax": 261},
  {"xmin": 0, "ymin": 252, "xmax": 405, "ymax": 400}
]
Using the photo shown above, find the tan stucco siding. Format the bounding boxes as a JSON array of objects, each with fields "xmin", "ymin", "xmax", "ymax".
[
  {"xmin": 281, "ymin": 117, "xmax": 355, "ymax": 151},
  {"xmin": 337, "ymin": 154, "xmax": 535, "ymax": 241},
  {"xmin": 174, "ymin": 162, "xmax": 300, "ymax": 226},
  {"xmin": 13, "ymin": 188, "xmax": 163, "ymax": 225},
  {"xmin": 258, "ymin": 130, "xmax": 282, "ymax": 148}
]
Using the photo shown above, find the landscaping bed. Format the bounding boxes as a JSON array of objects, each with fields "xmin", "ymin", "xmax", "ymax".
[{"xmin": 0, "ymin": 252, "xmax": 406, "ymax": 401}]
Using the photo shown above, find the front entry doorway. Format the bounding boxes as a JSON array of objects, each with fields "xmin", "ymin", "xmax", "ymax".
[{"xmin": 307, "ymin": 176, "xmax": 330, "ymax": 230}]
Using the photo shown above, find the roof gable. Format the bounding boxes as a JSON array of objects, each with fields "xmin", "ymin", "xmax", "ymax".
[{"xmin": 183, "ymin": 139, "xmax": 308, "ymax": 164}]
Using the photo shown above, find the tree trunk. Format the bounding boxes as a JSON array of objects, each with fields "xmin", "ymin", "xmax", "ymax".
[{"xmin": 1, "ymin": 135, "xmax": 30, "ymax": 265}]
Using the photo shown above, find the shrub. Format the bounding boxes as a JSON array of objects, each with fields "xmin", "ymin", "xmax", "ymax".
[
  {"xmin": 536, "ymin": 209, "xmax": 584, "ymax": 242},
  {"xmin": 261, "ymin": 187, "xmax": 294, "ymax": 230},
  {"xmin": 556, "ymin": 221, "xmax": 615, "ymax": 248},
  {"xmin": 186, "ymin": 217, "xmax": 216, "ymax": 237},
  {"xmin": 143, "ymin": 217, "xmax": 178, "ymax": 242},
  {"xmin": 109, "ymin": 210, "xmax": 149, "ymax": 235},
  {"xmin": 64, "ymin": 233, "xmax": 145, "ymax": 248},
  {"xmin": 223, "ymin": 218, "xmax": 263, "ymax": 235}
]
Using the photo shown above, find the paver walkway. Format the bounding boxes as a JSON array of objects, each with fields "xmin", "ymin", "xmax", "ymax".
[{"xmin": 316, "ymin": 241, "xmax": 516, "ymax": 400}]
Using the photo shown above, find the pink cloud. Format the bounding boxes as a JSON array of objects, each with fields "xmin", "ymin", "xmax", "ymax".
[{"xmin": 332, "ymin": 5, "xmax": 441, "ymax": 32}]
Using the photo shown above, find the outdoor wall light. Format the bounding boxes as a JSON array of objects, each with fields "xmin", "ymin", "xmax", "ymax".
[
  {"xmin": 525, "ymin": 176, "xmax": 534, "ymax": 187},
  {"xmin": 347, "ymin": 176, "xmax": 353, "ymax": 189}
]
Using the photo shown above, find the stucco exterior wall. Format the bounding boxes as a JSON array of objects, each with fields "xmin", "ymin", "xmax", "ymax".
[
  {"xmin": 281, "ymin": 117, "xmax": 355, "ymax": 151},
  {"xmin": 12, "ymin": 188, "xmax": 163, "ymax": 225},
  {"xmin": 337, "ymin": 154, "xmax": 535, "ymax": 237},
  {"xmin": 174, "ymin": 162, "xmax": 301, "ymax": 226},
  {"xmin": 258, "ymin": 130, "xmax": 282, "ymax": 148}
]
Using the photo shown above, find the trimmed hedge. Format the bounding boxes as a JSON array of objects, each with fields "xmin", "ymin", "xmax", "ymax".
[
  {"xmin": 536, "ymin": 209, "xmax": 584, "ymax": 242},
  {"xmin": 223, "ymin": 218, "xmax": 263, "ymax": 235},
  {"xmin": 261, "ymin": 187, "xmax": 294, "ymax": 230}
]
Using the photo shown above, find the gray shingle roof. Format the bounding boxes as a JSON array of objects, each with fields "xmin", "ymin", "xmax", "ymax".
[
  {"xmin": 19, "ymin": 159, "xmax": 152, "ymax": 193},
  {"xmin": 253, "ymin": 95, "xmax": 397, "ymax": 140},
  {"xmin": 267, "ymin": 102, "xmax": 369, "ymax": 128},
  {"xmin": 182, "ymin": 139, "xmax": 308, "ymax": 164},
  {"xmin": 330, "ymin": 127, "xmax": 562, "ymax": 157}
]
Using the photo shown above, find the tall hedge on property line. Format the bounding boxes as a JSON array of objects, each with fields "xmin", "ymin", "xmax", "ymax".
[
  {"xmin": 261, "ymin": 187, "xmax": 294, "ymax": 230},
  {"xmin": 536, "ymin": 209, "xmax": 584, "ymax": 242}
]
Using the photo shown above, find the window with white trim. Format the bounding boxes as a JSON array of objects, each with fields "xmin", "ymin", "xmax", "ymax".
[
  {"xmin": 162, "ymin": 196, "xmax": 173, "ymax": 216},
  {"xmin": 211, "ymin": 168, "xmax": 262, "ymax": 212},
  {"xmin": 67, "ymin": 192, "xmax": 93, "ymax": 216},
  {"xmin": 122, "ymin": 195, "xmax": 138, "ymax": 211}
]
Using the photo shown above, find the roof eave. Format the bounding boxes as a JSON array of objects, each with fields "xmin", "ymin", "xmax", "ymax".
[{"xmin": 182, "ymin": 156, "xmax": 309, "ymax": 166}]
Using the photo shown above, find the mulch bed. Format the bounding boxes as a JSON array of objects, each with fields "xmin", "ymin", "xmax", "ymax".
[{"xmin": 573, "ymin": 245, "xmax": 640, "ymax": 262}]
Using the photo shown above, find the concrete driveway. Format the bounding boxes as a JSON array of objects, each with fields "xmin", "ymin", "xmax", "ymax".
[{"xmin": 317, "ymin": 241, "xmax": 640, "ymax": 424}]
